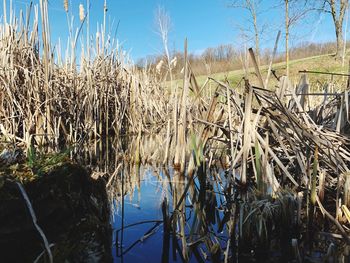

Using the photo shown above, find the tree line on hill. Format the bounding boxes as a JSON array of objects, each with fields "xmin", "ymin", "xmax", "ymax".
[
  {"xmin": 140, "ymin": 0, "xmax": 349, "ymax": 79},
  {"xmin": 137, "ymin": 41, "xmax": 340, "ymax": 79}
]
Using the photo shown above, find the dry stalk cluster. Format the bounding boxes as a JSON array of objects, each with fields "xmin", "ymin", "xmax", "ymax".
[{"xmin": 0, "ymin": 2, "xmax": 170, "ymax": 153}]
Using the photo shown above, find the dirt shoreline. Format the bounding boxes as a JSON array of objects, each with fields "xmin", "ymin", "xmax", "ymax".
[{"xmin": 0, "ymin": 163, "xmax": 112, "ymax": 262}]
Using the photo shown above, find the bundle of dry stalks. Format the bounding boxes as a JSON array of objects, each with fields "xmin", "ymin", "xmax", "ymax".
[{"xmin": 0, "ymin": 2, "xmax": 170, "ymax": 152}]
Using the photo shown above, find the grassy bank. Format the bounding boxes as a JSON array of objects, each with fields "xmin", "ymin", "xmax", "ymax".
[{"xmin": 175, "ymin": 53, "xmax": 350, "ymax": 90}]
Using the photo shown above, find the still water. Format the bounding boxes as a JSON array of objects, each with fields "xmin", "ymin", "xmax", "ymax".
[
  {"xmin": 85, "ymin": 138, "xmax": 295, "ymax": 262},
  {"xmin": 112, "ymin": 167, "xmax": 167, "ymax": 262},
  {"xmin": 111, "ymin": 165, "xmax": 228, "ymax": 263}
]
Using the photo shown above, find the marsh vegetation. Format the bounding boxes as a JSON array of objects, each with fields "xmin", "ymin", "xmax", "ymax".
[{"xmin": 1, "ymin": 1, "xmax": 350, "ymax": 262}]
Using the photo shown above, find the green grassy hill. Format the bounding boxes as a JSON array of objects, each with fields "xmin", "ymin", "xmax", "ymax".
[{"xmin": 188, "ymin": 53, "xmax": 350, "ymax": 91}]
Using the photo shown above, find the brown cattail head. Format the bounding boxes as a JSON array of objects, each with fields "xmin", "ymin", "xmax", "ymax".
[
  {"xmin": 63, "ymin": 0, "xmax": 69, "ymax": 12},
  {"xmin": 104, "ymin": 0, "xmax": 108, "ymax": 12},
  {"xmin": 79, "ymin": 4, "xmax": 85, "ymax": 22}
]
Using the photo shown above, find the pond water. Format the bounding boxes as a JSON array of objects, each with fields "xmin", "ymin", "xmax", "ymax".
[
  {"xmin": 1, "ymin": 136, "xmax": 345, "ymax": 262},
  {"xmin": 78, "ymin": 138, "xmax": 298, "ymax": 262},
  {"xmin": 112, "ymin": 167, "xmax": 168, "ymax": 262},
  {"xmin": 110, "ymin": 165, "xmax": 229, "ymax": 263}
]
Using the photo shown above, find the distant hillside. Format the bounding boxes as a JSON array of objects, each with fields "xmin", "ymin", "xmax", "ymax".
[
  {"xmin": 204, "ymin": 52, "xmax": 350, "ymax": 89},
  {"xmin": 139, "ymin": 41, "xmax": 347, "ymax": 82},
  {"xmin": 166, "ymin": 52, "xmax": 350, "ymax": 93}
]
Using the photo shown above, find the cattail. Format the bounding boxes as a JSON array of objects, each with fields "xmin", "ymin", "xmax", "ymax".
[
  {"xmin": 79, "ymin": 4, "xmax": 85, "ymax": 22},
  {"xmin": 96, "ymin": 32, "xmax": 100, "ymax": 53},
  {"xmin": 156, "ymin": 60, "xmax": 164, "ymax": 73},
  {"xmin": 63, "ymin": 0, "xmax": 69, "ymax": 12},
  {"xmin": 104, "ymin": 0, "xmax": 108, "ymax": 12},
  {"xmin": 170, "ymin": 56, "xmax": 177, "ymax": 68}
]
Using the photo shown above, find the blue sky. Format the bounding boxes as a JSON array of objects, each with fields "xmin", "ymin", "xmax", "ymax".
[{"xmin": 4, "ymin": 0, "xmax": 342, "ymax": 62}]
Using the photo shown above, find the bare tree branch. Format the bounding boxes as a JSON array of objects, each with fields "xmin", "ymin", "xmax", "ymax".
[{"xmin": 228, "ymin": 0, "xmax": 266, "ymax": 65}]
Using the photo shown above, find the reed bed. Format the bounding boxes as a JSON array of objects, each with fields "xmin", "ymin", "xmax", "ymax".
[
  {"xmin": 0, "ymin": 1, "xmax": 170, "ymax": 153},
  {"xmin": 2, "ymin": 1, "xmax": 350, "ymax": 262},
  {"xmin": 107, "ymin": 47, "xmax": 350, "ymax": 261}
]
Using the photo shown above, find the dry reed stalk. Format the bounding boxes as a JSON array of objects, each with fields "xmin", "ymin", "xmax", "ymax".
[
  {"xmin": 163, "ymin": 120, "xmax": 171, "ymax": 165},
  {"xmin": 265, "ymin": 30, "xmax": 281, "ymax": 88},
  {"xmin": 102, "ymin": 0, "xmax": 107, "ymax": 55},
  {"xmin": 174, "ymin": 39, "xmax": 189, "ymax": 174},
  {"xmin": 248, "ymin": 48, "xmax": 264, "ymax": 89},
  {"xmin": 297, "ymin": 74, "xmax": 309, "ymax": 110},
  {"xmin": 318, "ymin": 169, "xmax": 326, "ymax": 203},
  {"xmin": 261, "ymin": 133, "xmax": 269, "ymax": 194},
  {"xmin": 317, "ymin": 195, "xmax": 350, "ymax": 244},
  {"xmin": 344, "ymin": 172, "xmax": 350, "ymax": 207},
  {"xmin": 341, "ymin": 205, "xmax": 350, "ymax": 224},
  {"xmin": 16, "ymin": 182, "xmax": 53, "ymax": 263},
  {"xmin": 311, "ymin": 146, "xmax": 319, "ymax": 205},
  {"xmin": 242, "ymin": 82, "xmax": 253, "ymax": 185},
  {"xmin": 226, "ymin": 86, "xmax": 235, "ymax": 175}
]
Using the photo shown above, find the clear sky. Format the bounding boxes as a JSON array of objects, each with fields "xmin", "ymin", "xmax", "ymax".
[{"xmin": 3, "ymin": 0, "xmax": 343, "ymax": 62}]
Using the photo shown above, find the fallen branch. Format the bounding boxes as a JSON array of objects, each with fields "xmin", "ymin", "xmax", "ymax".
[{"xmin": 316, "ymin": 195, "xmax": 350, "ymax": 244}]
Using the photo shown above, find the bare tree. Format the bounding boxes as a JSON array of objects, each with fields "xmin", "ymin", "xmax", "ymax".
[
  {"xmin": 229, "ymin": 0, "xmax": 264, "ymax": 65},
  {"xmin": 320, "ymin": 0, "xmax": 349, "ymax": 59},
  {"xmin": 285, "ymin": 0, "xmax": 289, "ymax": 76},
  {"xmin": 283, "ymin": 0, "xmax": 313, "ymax": 75},
  {"xmin": 154, "ymin": 6, "xmax": 173, "ymax": 84}
]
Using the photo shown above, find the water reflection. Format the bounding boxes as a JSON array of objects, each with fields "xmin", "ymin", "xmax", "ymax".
[
  {"xmin": 83, "ymin": 135, "xmax": 298, "ymax": 262},
  {"xmin": 108, "ymin": 160, "xmax": 232, "ymax": 263},
  {"xmin": 84, "ymin": 135, "xmax": 222, "ymax": 262},
  {"xmin": 112, "ymin": 166, "xmax": 167, "ymax": 262}
]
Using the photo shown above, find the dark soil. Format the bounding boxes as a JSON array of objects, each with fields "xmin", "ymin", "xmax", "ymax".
[{"xmin": 0, "ymin": 163, "xmax": 111, "ymax": 262}]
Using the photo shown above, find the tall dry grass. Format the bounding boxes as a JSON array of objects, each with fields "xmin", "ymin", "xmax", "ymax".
[{"xmin": 0, "ymin": 1, "xmax": 171, "ymax": 152}]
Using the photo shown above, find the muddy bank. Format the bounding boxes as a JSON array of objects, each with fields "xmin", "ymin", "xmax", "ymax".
[{"xmin": 0, "ymin": 163, "xmax": 111, "ymax": 262}]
